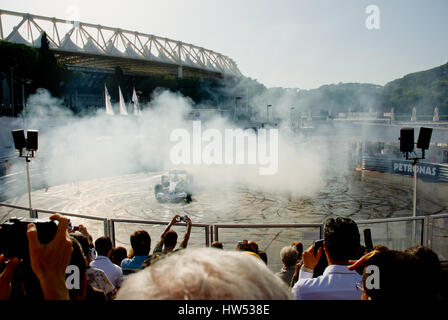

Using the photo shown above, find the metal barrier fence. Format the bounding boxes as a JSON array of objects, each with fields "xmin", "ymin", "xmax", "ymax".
[
  {"xmin": 212, "ymin": 223, "xmax": 324, "ymax": 272},
  {"xmin": 355, "ymin": 216, "xmax": 426, "ymax": 254},
  {"xmin": 109, "ymin": 218, "xmax": 210, "ymax": 248},
  {"xmin": 427, "ymin": 213, "xmax": 448, "ymax": 262},
  {"xmin": 35, "ymin": 208, "xmax": 110, "ymax": 244},
  {"xmin": 0, "ymin": 202, "xmax": 447, "ymax": 263}
]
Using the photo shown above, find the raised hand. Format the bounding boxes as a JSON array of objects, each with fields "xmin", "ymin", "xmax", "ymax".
[
  {"xmin": 302, "ymin": 245, "xmax": 323, "ymax": 270},
  {"xmin": 27, "ymin": 213, "xmax": 73, "ymax": 300}
]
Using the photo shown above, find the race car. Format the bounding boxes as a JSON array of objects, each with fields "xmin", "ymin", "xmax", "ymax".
[{"xmin": 154, "ymin": 170, "xmax": 193, "ymax": 203}]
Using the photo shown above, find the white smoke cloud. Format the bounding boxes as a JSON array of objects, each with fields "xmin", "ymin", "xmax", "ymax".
[{"xmin": 12, "ymin": 86, "xmax": 331, "ymax": 200}]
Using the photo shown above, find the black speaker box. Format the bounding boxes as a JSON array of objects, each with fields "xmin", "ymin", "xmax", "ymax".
[
  {"xmin": 11, "ymin": 129, "xmax": 26, "ymax": 150},
  {"xmin": 400, "ymin": 128, "xmax": 414, "ymax": 152},
  {"xmin": 26, "ymin": 130, "xmax": 38, "ymax": 151},
  {"xmin": 417, "ymin": 127, "xmax": 432, "ymax": 150}
]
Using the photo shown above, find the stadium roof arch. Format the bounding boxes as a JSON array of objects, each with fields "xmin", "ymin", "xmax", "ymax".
[{"xmin": 0, "ymin": 9, "xmax": 243, "ymax": 79}]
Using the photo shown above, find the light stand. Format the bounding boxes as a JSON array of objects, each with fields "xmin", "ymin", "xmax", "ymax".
[
  {"xmin": 399, "ymin": 127, "xmax": 432, "ymax": 244},
  {"xmin": 11, "ymin": 129, "xmax": 38, "ymax": 217},
  {"xmin": 234, "ymin": 96, "xmax": 242, "ymax": 121},
  {"xmin": 290, "ymin": 106, "xmax": 295, "ymax": 132},
  {"xmin": 267, "ymin": 104, "xmax": 272, "ymax": 123}
]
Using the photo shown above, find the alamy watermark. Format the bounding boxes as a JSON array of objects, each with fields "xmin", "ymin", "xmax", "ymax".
[
  {"xmin": 365, "ymin": 5, "xmax": 380, "ymax": 30},
  {"xmin": 64, "ymin": 5, "xmax": 81, "ymax": 32},
  {"xmin": 364, "ymin": 265, "xmax": 380, "ymax": 290},
  {"xmin": 65, "ymin": 265, "xmax": 80, "ymax": 290},
  {"xmin": 169, "ymin": 121, "xmax": 279, "ymax": 175}
]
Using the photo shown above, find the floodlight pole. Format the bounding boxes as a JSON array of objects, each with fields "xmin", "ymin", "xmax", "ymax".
[
  {"xmin": 26, "ymin": 155, "xmax": 33, "ymax": 211},
  {"xmin": 12, "ymin": 130, "xmax": 38, "ymax": 217},
  {"xmin": 234, "ymin": 96, "xmax": 242, "ymax": 121},
  {"xmin": 406, "ymin": 149, "xmax": 424, "ymax": 245},
  {"xmin": 401, "ymin": 127, "xmax": 432, "ymax": 245},
  {"xmin": 290, "ymin": 107, "xmax": 295, "ymax": 131},
  {"xmin": 267, "ymin": 104, "xmax": 272, "ymax": 123},
  {"xmin": 10, "ymin": 66, "xmax": 14, "ymax": 117},
  {"xmin": 18, "ymin": 148, "xmax": 35, "ymax": 217},
  {"xmin": 412, "ymin": 159, "xmax": 418, "ymax": 244}
]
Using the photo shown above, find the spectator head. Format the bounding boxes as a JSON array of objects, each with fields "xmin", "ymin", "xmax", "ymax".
[
  {"xmin": 117, "ymin": 248, "xmax": 292, "ymax": 300},
  {"xmin": 362, "ymin": 250, "xmax": 433, "ymax": 301},
  {"xmin": 291, "ymin": 241, "xmax": 303, "ymax": 258},
  {"xmin": 94, "ymin": 236, "xmax": 113, "ymax": 257},
  {"xmin": 248, "ymin": 240, "xmax": 259, "ymax": 253},
  {"xmin": 258, "ymin": 250, "xmax": 268, "ymax": 265},
  {"xmin": 280, "ymin": 246, "xmax": 298, "ymax": 268},
  {"xmin": 405, "ymin": 245, "xmax": 440, "ymax": 270},
  {"xmin": 163, "ymin": 230, "xmax": 177, "ymax": 249},
  {"xmin": 70, "ymin": 232, "xmax": 90, "ymax": 264},
  {"xmin": 110, "ymin": 247, "xmax": 128, "ymax": 266},
  {"xmin": 236, "ymin": 241, "xmax": 255, "ymax": 253},
  {"xmin": 324, "ymin": 217, "xmax": 360, "ymax": 262},
  {"xmin": 405, "ymin": 245, "xmax": 443, "ymax": 300},
  {"xmin": 130, "ymin": 230, "xmax": 151, "ymax": 256},
  {"xmin": 211, "ymin": 241, "xmax": 223, "ymax": 249}
]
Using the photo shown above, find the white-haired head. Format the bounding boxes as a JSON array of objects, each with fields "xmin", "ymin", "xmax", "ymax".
[
  {"xmin": 117, "ymin": 247, "xmax": 292, "ymax": 300},
  {"xmin": 280, "ymin": 246, "xmax": 298, "ymax": 268}
]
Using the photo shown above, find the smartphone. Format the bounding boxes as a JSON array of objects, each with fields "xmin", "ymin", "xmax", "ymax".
[
  {"xmin": 364, "ymin": 229, "xmax": 374, "ymax": 252},
  {"xmin": 178, "ymin": 216, "xmax": 187, "ymax": 222},
  {"xmin": 314, "ymin": 239, "xmax": 324, "ymax": 254},
  {"xmin": 73, "ymin": 226, "xmax": 80, "ymax": 231}
]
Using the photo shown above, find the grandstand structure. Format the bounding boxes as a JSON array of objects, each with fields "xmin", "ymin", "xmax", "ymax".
[{"xmin": 0, "ymin": 9, "xmax": 242, "ymax": 79}]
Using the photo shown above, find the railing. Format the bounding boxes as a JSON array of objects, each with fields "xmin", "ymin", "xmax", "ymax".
[
  {"xmin": 213, "ymin": 223, "xmax": 324, "ymax": 272},
  {"xmin": 213, "ymin": 223, "xmax": 324, "ymax": 242},
  {"xmin": 1, "ymin": 202, "xmax": 447, "ymax": 265},
  {"xmin": 35, "ymin": 208, "xmax": 110, "ymax": 241},
  {"xmin": 355, "ymin": 216, "xmax": 426, "ymax": 253},
  {"xmin": 0, "ymin": 202, "xmax": 33, "ymax": 218},
  {"xmin": 109, "ymin": 218, "xmax": 210, "ymax": 248},
  {"xmin": 426, "ymin": 213, "xmax": 448, "ymax": 262}
]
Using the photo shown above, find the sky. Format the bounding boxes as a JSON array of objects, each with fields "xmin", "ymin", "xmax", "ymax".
[{"xmin": 0, "ymin": 0, "xmax": 447, "ymax": 89}]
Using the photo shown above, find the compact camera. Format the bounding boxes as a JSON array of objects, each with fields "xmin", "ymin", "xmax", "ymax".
[
  {"xmin": 0, "ymin": 217, "xmax": 58, "ymax": 258},
  {"xmin": 314, "ymin": 239, "xmax": 324, "ymax": 254}
]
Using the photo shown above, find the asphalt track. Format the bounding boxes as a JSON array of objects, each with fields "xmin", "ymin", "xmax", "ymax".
[{"xmin": 2, "ymin": 167, "xmax": 447, "ymax": 269}]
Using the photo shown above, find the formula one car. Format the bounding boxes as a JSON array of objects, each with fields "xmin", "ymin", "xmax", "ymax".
[{"xmin": 154, "ymin": 170, "xmax": 193, "ymax": 203}]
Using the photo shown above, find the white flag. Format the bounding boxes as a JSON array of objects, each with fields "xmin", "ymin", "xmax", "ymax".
[
  {"xmin": 132, "ymin": 88, "xmax": 141, "ymax": 115},
  {"xmin": 118, "ymin": 86, "xmax": 128, "ymax": 115},
  {"xmin": 104, "ymin": 84, "xmax": 114, "ymax": 115}
]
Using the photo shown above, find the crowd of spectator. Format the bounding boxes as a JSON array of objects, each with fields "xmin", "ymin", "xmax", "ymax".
[{"xmin": 0, "ymin": 214, "xmax": 446, "ymax": 301}]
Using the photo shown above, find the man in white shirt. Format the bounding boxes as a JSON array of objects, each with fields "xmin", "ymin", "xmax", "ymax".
[
  {"xmin": 90, "ymin": 236, "xmax": 123, "ymax": 288},
  {"xmin": 292, "ymin": 217, "xmax": 363, "ymax": 300}
]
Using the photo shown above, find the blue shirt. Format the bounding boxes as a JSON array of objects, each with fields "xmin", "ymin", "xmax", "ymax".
[{"xmin": 121, "ymin": 256, "xmax": 148, "ymax": 275}]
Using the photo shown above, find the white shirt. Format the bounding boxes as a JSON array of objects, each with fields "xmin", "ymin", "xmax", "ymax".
[
  {"xmin": 292, "ymin": 264, "xmax": 362, "ymax": 300},
  {"xmin": 90, "ymin": 256, "xmax": 123, "ymax": 288},
  {"xmin": 86, "ymin": 267, "xmax": 116, "ymax": 295}
]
